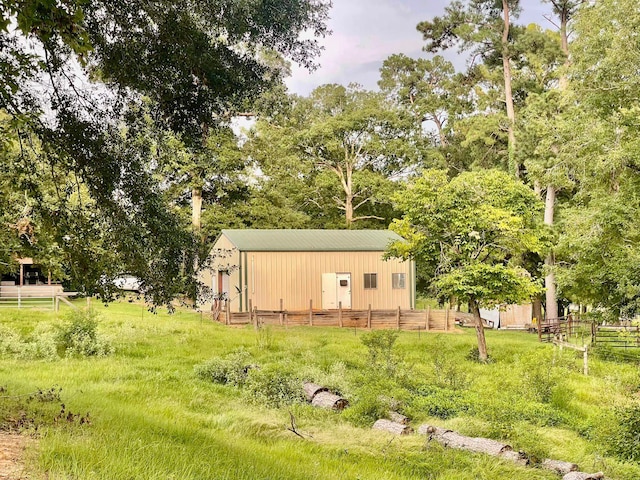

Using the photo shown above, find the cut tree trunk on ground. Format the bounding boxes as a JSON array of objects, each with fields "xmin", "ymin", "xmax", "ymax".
[
  {"xmin": 542, "ymin": 459, "xmax": 579, "ymax": 475},
  {"xmin": 439, "ymin": 431, "xmax": 511, "ymax": 456},
  {"xmin": 562, "ymin": 472, "xmax": 604, "ymax": 480},
  {"xmin": 388, "ymin": 411, "xmax": 409, "ymax": 425},
  {"xmin": 311, "ymin": 391, "xmax": 349, "ymax": 411},
  {"xmin": 373, "ymin": 419, "xmax": 413, "ymax": 435},
  {"xmin": 303, "ymin": 383, "xmax": 328, "ymax": 402},
  {"xmin": 418, "ymin": 424, "xmax": 528, "ymax": 466}
]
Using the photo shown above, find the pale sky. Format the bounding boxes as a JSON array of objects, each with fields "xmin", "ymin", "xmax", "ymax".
[{"xmin": 286, "ymin": 0, "xmax": 554, "ymax": 95}]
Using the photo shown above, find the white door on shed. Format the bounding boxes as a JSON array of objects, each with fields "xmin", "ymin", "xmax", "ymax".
[
  {"xmin": 336, "ymin": 273, "xmax": 352, "ymax": 309},
  {"xmin": 321, "ymin": 273, "xmax": 337, "ymax": 309}
]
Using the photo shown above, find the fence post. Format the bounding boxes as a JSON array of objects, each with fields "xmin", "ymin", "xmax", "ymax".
[
  {"xmin": 591, "ymin": 322, "xmax": 596, "ymax": 345},
  {"xmin": 445, "ymin": 305, "xmax": 450, "ymax": 331},
  {"xmin": 537, "ymin": 316, "xmax": 542, "ymax": 342},
  {"xmin": 249, "ymin": 299, "xmax": 255, "ymax": 330},
  {"xmin": 309, "ymin": 299, "xmax": 313, "ymax": 326},
  {"xmin": 396, "ymin": 306, "xmax": 401, "ymax": 330},
  {"xmin": 279, "ymin": 299, "xmax": 284, "ymax": 326},
  {"xmin": 425, "ymin": 306, "xmax": 430, "ymax": 331},
  {"xmin": 17, "ymin": 286, "xmax": 21, "ymax": 309},
  {"xmin": 367, "ymin": 304, "xmax": 372, "ymax": 329},
  {"xmin": 225, "ymin": 300, "xmax": 231, "ymax": 326},
  {"xmin": 338, "ymin": 301, "xmax": 343, "ymax": 328},
  {"xmin": 583, "ymin": 347, "xmax": 589, "ymax": 376}
]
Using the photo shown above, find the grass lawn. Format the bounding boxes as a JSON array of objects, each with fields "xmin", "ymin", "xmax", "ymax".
[{"xmin": 1, "ymin": 300, "xmax": 639, "ymax": 479}]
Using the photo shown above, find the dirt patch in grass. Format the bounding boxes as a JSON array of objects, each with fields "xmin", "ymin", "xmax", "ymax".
[{"xmin": 0, "ymin": 433, "xmax": 29, "ymax": 480}]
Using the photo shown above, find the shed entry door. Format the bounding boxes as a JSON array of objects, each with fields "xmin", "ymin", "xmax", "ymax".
[
  {"xmin": 336, "ymin": 273, "xmax": 352, "ymax": 309},
  {"xmin": 321, "ymin": 273, "xmax": 351, "ymax": 309}
]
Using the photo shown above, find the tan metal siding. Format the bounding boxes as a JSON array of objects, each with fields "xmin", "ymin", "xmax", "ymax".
[{"xmin": 246, "ymin": 251, "xmax": 411, "ymax": 310}]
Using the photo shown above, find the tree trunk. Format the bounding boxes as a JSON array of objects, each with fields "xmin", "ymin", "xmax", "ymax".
[
  {"xmin": 345, "ymin": 192, "xmax": 354, "ymax": 227},
  {"xmin": 533, "ymin": 296, "xmax": 543, "ymax": 325},
  {"xmin": 544, "ymin": 6, "xmax": 571, "ymax": 324},
  {"xmin": 545, "ymin": 186, "xmax": 558, "ymax": 321},
  {"xmin": 502, "ymin": 0, "xmax": 518, "ymax": 178},
  {"xmin": 558, "ymin": 7, "xmax": 570, "ymax": 90},
  {"xmin": 470, "ymin": 299, "xmax": 488, "ymax": 362},
  {"xmin": 192, "ymin": 187, "xmax": 203, "ymax": 231}
]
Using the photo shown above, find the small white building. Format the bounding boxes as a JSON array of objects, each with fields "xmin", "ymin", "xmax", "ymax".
[{"xmin": 198, "ymin": 229, "xmax": 416, "ymax": 312}]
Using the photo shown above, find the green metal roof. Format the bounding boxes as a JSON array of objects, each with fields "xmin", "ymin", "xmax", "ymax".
[{"xmin": 220, "ymin": 229, "xmax": 405, "ymax": 252}]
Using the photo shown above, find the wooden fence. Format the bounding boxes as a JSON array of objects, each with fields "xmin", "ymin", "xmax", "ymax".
[{"xmin": 216, "ymin": 301, "xmax": 455, "ymax": 332}]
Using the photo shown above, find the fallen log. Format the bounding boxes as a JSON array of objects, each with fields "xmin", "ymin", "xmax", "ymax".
[
  {"xmin": 388, "ymin": 411, "xmax": 409, "ymax": 425},
  {"xmin": 373, "ymin": 419, "xmax": 413, "ymax": 435},
  {"xmin": 418, "ymin": 424, "xmax": 528, "ymax": 465},
  {"xmin": 562, "ymin": 472, "xmax": 604, "ymax": 480},
  {"xmin": 311, "ymin": 391, "xmax": 349, "ymax": 411},
  {"xmin": 542, "ymin": 459, "xmax": 579, "ymax": 475},
  {"xmin": 439, "ymin": 431, "xmax": 512, "ymax": 456},
  {"xmin": 303, "ymin": 383, "xmax": 328, "ymax": 402}
]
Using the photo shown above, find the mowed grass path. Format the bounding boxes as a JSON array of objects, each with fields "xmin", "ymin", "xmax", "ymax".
[{"xmin": 1, "ymin": 301, "xmax": 639, "ymax": 479}]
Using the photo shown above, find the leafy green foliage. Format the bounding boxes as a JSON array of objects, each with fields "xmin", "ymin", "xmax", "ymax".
[
  {"xmin": 246, "ymin": 84, "xmax": 411, "ymax": 228},
  {"xmin": 360, "ymin": 330, "xmax": 400, "ymax": 377},
  {"xmin": 604, "ymin": 402, "xmax": 640, "ymax": 462},
  {"xmin": 194, "ymin": 350, "xmax": 252, "ymax": 387},
  {"xmin": 244, "ymin": 364, "xmax": 305, "ymax": 408},
  {"xmin": 0, "ymin": 324, "xmax": 57, "ymax": 360},
  {"xmin": 57, "ymin": 308, "xmax": 114, "ymax": 358},
  {"xmin": 389, "ymin": 169, "xmax": 544, "ymax": 358}
]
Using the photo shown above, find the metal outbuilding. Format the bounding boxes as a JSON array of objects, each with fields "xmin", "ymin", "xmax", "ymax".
[{"xmin": 198, "ymin": 229, "xmax": 416, "ymax": 312}]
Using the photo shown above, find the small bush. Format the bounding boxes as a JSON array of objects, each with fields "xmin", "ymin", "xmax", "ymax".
[
  {"xmin": 360, "ymin": 330, "xmax": 400, "ymax": 376},
  {"xmin": 243, "ymin": 365, "xmax": 304, "ymax": 408},
  {"xmin": 0, "ymin": 324, "xmax": 58, "ymax": 360},
  {"xmin": 604, "ymin": 402, "xmax": 640, "ymax": 462},
  {"xmin": 341, "ymin": 386, "xmax": 389, "ymax": 427},
  {"xmin": 255, "ymin": 326, "xmax": 275, "ymax": 351},
  {"xmin": 431, "ymin": 347, "xmax": 471, "ymax": 391},
  {"xmin": 518, "ymin": 350, "xmax": 563, "ymax": 403},
  {"xmin": 194, "ymin": 349, "xmax": 252, "ymax": 386},
  {"xmin": 57, "ymin": 308, "xmax": 114, "ymax": 357},
  {"xmin": 298, "ymin": 361, "xmax": 352, "ymax": 398},
  {"xmin": 406, "ymin": 387, "xmax": 473, "ymax": 420}
]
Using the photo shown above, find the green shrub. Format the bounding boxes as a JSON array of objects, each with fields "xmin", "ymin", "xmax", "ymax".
[
  {"xmin": 243, "ymin": 365, "xmax": 304, "ymax": 408},
  {"xmin": 298, "ymin": 361, "xmax": 352, "ymax": 398},
  {"xmin": 518, "ymin": 350, "xmax": 563, "ymax": 403},
  {"xmin": 431, "ymin": 347, "xmax": 471, "ymax": 391},
  {"xmin": 341, "ymin": 386, "xmax": 389, "ymax": 427},
  {"xmin": 406, "ymin": 387, "xmax": 473, "ymax": 420},
  {"xmin": 255, "ymin": 326, "xmax": 275, "ymax": 351},
  {"xmin": 57, "ymin": 308, "xmax": 114, "ymax": 357},
  {"xmin": 360, "ymin": 330, "xmax": 400, "ymax": 376},
  {"xmin": 0, "ymin": 324, "xmax": 58, "ymax": 360},
  {"xmin": 194, "ymin": 349, "xmax": 252, "ymax": 386},
  {"xmin": 604, "ymin": 402, "xmax": 640, "ymax": 462}
]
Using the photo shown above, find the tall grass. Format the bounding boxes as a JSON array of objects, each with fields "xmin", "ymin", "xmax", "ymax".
[{"xmin": 1, "ymin": 301, "xmax": 639, "ymax": 479}]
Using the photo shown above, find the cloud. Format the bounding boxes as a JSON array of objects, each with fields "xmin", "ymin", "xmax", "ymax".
[{"xmin": 286, "ymin": 0, "xmax": 555, "ymax": 96}]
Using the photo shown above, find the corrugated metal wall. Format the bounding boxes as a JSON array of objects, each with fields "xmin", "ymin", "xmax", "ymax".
[{"xmin": 246, "ymin": 250, "xmax": 412, "ymax": 311}]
